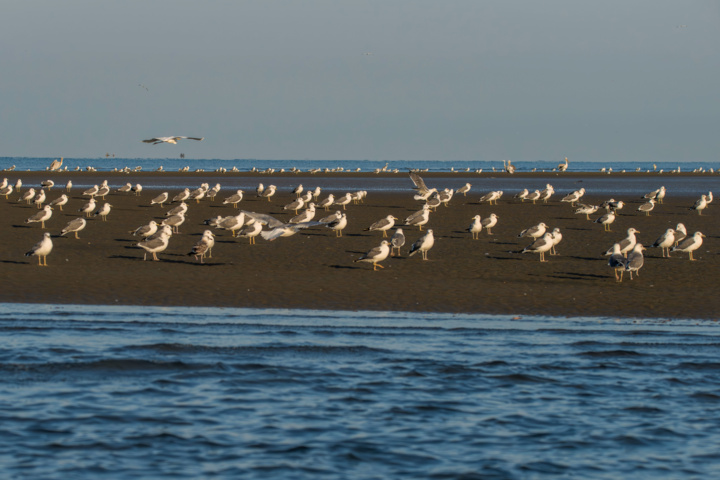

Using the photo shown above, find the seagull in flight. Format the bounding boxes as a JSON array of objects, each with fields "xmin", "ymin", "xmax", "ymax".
[{"xmin": 142, "ymin": 136, "xmax": 204, "ymax": 145}]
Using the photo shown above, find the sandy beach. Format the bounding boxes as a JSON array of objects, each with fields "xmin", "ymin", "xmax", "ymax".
[{"xmin": 1, "ymin": 171, "xmax": 718, "ymax": 319}]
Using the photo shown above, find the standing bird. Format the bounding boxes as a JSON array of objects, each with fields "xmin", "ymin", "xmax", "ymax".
[
  {"xmin": 674, "ymin": 223, "xmax": 687, "ymax": 246},
  {"xmin": 650, "ymin": 228, "xmax": 675, "ymax": 258},
  {"xmin": 557, "ymin": 157, "xmax": 569, "ymax": 172},
  {"xmin": 66, "ymin": 180, "xmax": 72, "ymax": 192},
  {"xmin": 142, "ymin": 136, "xmax": 204, "ymax": 145},
  {"xmin": 540, "ymin": 184, "xmax": 555, "ymax": 203},
  {"xmin": 469, "ymin": 215, "xmax": 482, "ymax": 239},
  {"xmin": 604, "ymin": 228, "xmax": 640, "ymax": 257},
  {"xmin": 575, "ymin": 204, "xmax": 599, "ymax": 220},
  {"xmin": 172, "ymin": 188, "xmax": 190, "ymax": 203},
  {"xmin": 514, "ymin": 189, "xmax": 529, "ymax": 202},
  {"xmin": 118, "ymin": 183, "xmax": 132, "ymax": 193},
  {"xmin": 161, "ymin": 213, "xmax": 186, "ymax": 234},
  {"xmin": 390, "ymin": 228, "xmax": 406, "ymax": 256},
  {"xmin": 409, "ymin": 229, "xmax": 435, "ymax": 260},
  {"xmin": 292, "ymin": 184, "xmax": 304, "ymax": 198},
  {"xmin": 136, "ymin": 231, "xmax": 171, "ymax": 261},
  {"xmin": 522, "ymin": 232, "xmax": 554, "ymax": 262},
  {"xmin": 289, "ymin": 203, "xmax": 316, "ymax": 224},
  {"xmin": 526, "ymin": 190, "xmax": 541, "ymax": 204},
  {"xmin": 457, "ymin": 183, "xmax": 472, "ymax": 196},
  {"xmin": 33, "ymin": 189, "xmax": 46, "ymax": 208},
  {"xmin": 0, "ymin": 184, "xmax": 12, "ymax": 199},
  {"xmin": 518, "ymin": 222, "xmax": 548, "ymax": 240},
  {"xmin": 549, "ymin": 228, "xmax": 563, "ymax": 255},
  {"xmin": 561, "ymin": 188, "xmax": 585, "ymax": 206},
  {"xmin": 481, "ymin": 214, "xmax": 499, "ymax": 235},
  {"xmin": 49, "ymin": 194, "xmax": 68, "ymax": 211},
  {"xmin": 637, "ymin": 199, "xmax": 655, "ymax": 216},
  {"xmin": 262, "ymin": 185, "xmax": 277, "ymax": 201},
  {"xmin": 334, "ymin": 193, "xmax": 352, "ymax": 210},
  {"xmin": 625, "ymin": 243, "xmax": 645, "ymax": 280},
  {"xmin": 283, "ymin": 197, "xmax": 305, "ymax": 215},
  {"xmin": 151, "ymin": 192, "xmax": 169, "ymax": 208},
  {"xmin": 26, "ymin": 205, "xmax": 53, "ymax": 228},
  {"xmin": 671, "ymin": 232, "xmax": 705, "ymax": 261},
  {"xmin": 41, "ymin": 179, "xmax": 54, "ymax": 190},
  {"xmin": 188, "ymin": 231, "xmax": 215, "ymax": 263},
  {"xmin": 79, "ymin": 198, "xmax": 97, "ymax": 218},
  {"xmin": 238, "ymin": 222, "xmax": 262, "ymax": 244},
  {"xmin": 83, "ymin": 185, "xmax": 99, "ymax": 198},
  {"xmin": 95, "ymin": 202, "xmax": 112, "ymax": 221},
  {"xmin": 26, "ymin": 232, "xmax": 53, "ymax": 266},
  {"xmin": 594, "ymin": 211, "xmax": 616, "ymax": 231},
  {"xmin": 49, "ymin": 157, "xmax": 64, "ymax": 171},
  {"xmin": 217, "ymin": 212, "xmax": 246, "ymax": 237},
  {"xmin": 19, "ymin": 188, "xmax": 36, "ymax": 204},
  {"xmin": 691, "ymin": 195, "xmax": 708, "ymax": 215},
  {"xmin": 355, "ymin": 240, "xmax": 391, "ymax": 271},
  {"xmin": 256, "ymin": 183, "xmax": 264, "ymax": 197},
  {"xmin": 60, "ymin": 218, "xmax": 87, "ymax": 239},
  {"xmin": 368, "ymin": 215, "xmax": 397, "ymax": 237},
  {"xmin": 326, "ymin": 213, "xmax": 348, "ymax": 237},
  {"xmin": 405, "ymin": 205, "xmax": 431, "ymax": 231},
  {"xmin": 130, "ymin": 220, "xmax": 158, "ymax": 238},
  {"xmin": 132, "ymin": 184, "xmax": 143, "ymax": 196},
  {"xmin": 318, "ymin": 194, "xmax": 335, "ymax": 211},
  {"xmin": 607, "ymin": 243, "xmax": 627, "ymax": 282},
  {"xmin": 223, "ymin": 190, "xmax": 244, "ymax": 208}
]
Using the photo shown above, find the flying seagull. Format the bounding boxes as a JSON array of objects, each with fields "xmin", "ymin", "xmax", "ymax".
[{"xmin": 142, "ymin": 136, "xmax": 204, "ymax": 145}]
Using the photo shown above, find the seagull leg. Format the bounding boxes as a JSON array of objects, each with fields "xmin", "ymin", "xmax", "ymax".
[
  {"xmin": 75, "ymin": 232, "xmax": 79, "ymax": 239},
  {"xmin": 153, "ymin": 252, "xmax": 159, "ymax": 261}
]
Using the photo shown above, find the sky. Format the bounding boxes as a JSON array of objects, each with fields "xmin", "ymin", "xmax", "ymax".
[{"xmin": 1, "ymin": 1, "xmax": 718, "ymax": 162}]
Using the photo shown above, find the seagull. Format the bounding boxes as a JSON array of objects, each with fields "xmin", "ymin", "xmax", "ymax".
[
  {"xmin": 674, "ymin": 223, "xmax": 687, "ymax": 245},
  {"xmin": 49, "ymin": 194, "xmax": 68, "ymax": 211},
  {"xmin": 409, "ymin": 172, "xmax": 432, "ymax": 197},
  {"xmin": 33, "ymin": 189, "xmax": 46, "ymax": 208},
  {"xmin": 522, "ymin": 232, "xmax": 554, "ymax": 262},
  {"xmin": 25, "ymin": 232, "xmax": 53, "ymax": 266},
  {"xmin": 83, "ymin": 185, "xmax": 99, "ymax": 198},
  {"xmin": 671, "ymin": 231, "xmax": 705, "ymax": 261},
  {"xmin": 319, "ymin": 210, "xmax": 342, "ymax": 224},
  {"xmin": 479, "ymin": 190, "xmax": 502, "ymax": 205},
  {"xmin": 643, "ymin": 186, "xmax": 665, "ymax": 203},
  {"xmin": 19, "ymin": 188, "xmax": 36, "ymax": 204},
  {"xmin": 650, "ymin": 228, "xmax": 675, "ymax": 258},
  {"xmin": 118, "ymin": 183, "xmax": 132, "ymax": 193},
  {"xmin": 457, "ymin": 183, "xmax": 471, "ymax": 196},
  {"xmin": 130, "ymin": 220, "xmax": 158, "ymax": 238},
  {"xmin": 189, "ymin": 230, "xmax": 215, "ymax": 262},
  {"xmin": 514, "ymin": 189, "xmax": 529, "ymax": 202},
  {"xmin": 289, "ymin": 203, "xmax": 316, "ymax": 224},
  {"xmin": 368, "ymin": 215, "xmax": 397, "ymax": 237},
  {"xmin": 217, "ymin": 212, "xmax": 246, "ymax": 237},
  {"xmin": 605, "ymin": 227, "xmax": 640, "ymax": 257},
  {"xmin": 594, "ymin": 211, "xmax": 616, "ymax": 231},
  {"xmin": 637, "ymin": 198, "xmax": 655, "ymax": 216},
  {"xmin": 94, "ymin": 202, "xmax": 112, "ymax": 221},
  {"xmin": 79, "ymin": 198, "xmax": 97, "ymax": 218},
  {"xmin": 561, "ymin": 188, "xmax": 585, "ymax": 206},
  {"xmin": 469, "ymin": 215, "xmax": 482, "ymax": 239},
  {"xmin": 142, "ymin": 136, "xmax": 204, "ymax": 145},
  {"xmin": 136, "ymin": 231, "xmax": 171, "ymax": 261},
  {"xmin": 355, "ymin": 240, "xmax": 391, "ymax": 270},
  {"xmin": 237, "ymin": 222, "xmax": 262, "ymax": 244},
  {"xmin": 151, "ymin": 192, "xmax": 169, "ymax": 208},
  {"xmin": 405, "ymin": 205, "xmax": 431, "ymax": 231},
  {"xmin": 256, "ymin": 183, "xmax": 264, "ymax": 197},
  {"xmin": 691, "ymin": 195, "xmax": 708, "ymax": 215},
  {"xmin": 261, "ymin": 185, "xmax": 277, "ymax": 201},
  {"xmin": 222, "ymin": 190, "xmax": 244, "ymax": 208},
  {"xmin": 292, "ymin": 184, "xmax": 303, "ymax": 198},
  {"xmin": 0, "ymin": 184, "xmax": 12, "ymax": 199},
  {"xmin": 318, "ymin": 194, "xmax": 335, "ymax": 211},
  {"xmin": 41, "ymin": 179, "xmax": 55, "ymax": 190},
  {"xmin": 96, "ymin": 184, "xmax": 110, "ymax": 199},
  {"xmin": 334, "ymin": 193, "xmax": 352, "ymax": 210},
  {"xmin": 518, "ymin": 222, "xmax": 548, "ymax": 239},
  {"xmin": 172, "ymin": 188, "xmax": 190, "ymax": 203},
  {"xmin": 326, "ymin": 213, "xmax": 348, "ymax": 237},
  {"xmin": 390, "ymin": 228, "xmax": 405, "ymax": 256},
  {"xmin": 260, "ymin": 221, "xmax": 325, "ymax": 241},
  {"xmin": 607, "ymin": 243, "xmax": 627, "ymax": 282},
  {"xmin": 60, "ymin": 218, "xmax": 87, "ymax": 239},
  {"xmin": 540, "ymin": 184, "xmax": 555, "ymax": 203},
  {"xmin": 481, "ymin": 214, "xmax": 499, "ymax": 235},
  {"xmin": 49, "ymin": 157, "xmax": 64, "ymax": 171},
  {"xmin": 549, "ymin": 227, "xmax": 563, "ymax": 255},
  {"xmin": 26, "ymin": 205, "xmax": 53, "ymax": 228},
  {"xmin": 408, "ymin": 229, "xmax": 435, "ymax": 260},
  {"xmin": 283, "ymin": 197, "xmax": 305, "ymax": 215},
  {"xmin": 625, "ymin": 243, "xmax": 645, "ymax": 280},
  {"xmin": 575, "ymin": 204, "xmax": 599, "ymax": 220},
  {"xmin": 161, "ymin": 212, "xmax": 186, "ymax": 234},
  {"xmin": 526, "ymin": 190, "xmax": 541, "ymax": 204}
]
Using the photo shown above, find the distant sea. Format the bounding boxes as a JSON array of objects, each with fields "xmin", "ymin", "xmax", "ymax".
[{"xmin": 2, "ymin": 157, "xmax": 718, "ymax": 174}]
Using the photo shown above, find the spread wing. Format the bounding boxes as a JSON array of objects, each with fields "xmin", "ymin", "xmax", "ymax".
[
  {"xmin": 409, "ymin": 172, "xmax": 430, "ymax": 195},
  {"xmin": 242, "ymin": 211, "xmax": 285, "ymax": 228}
]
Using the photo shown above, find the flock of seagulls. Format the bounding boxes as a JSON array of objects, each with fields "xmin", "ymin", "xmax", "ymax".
[{"xmin": 3, "ymin": 166, "xmax": 714, "ymax": 285}]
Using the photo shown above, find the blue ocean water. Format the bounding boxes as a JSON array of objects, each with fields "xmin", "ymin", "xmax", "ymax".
[
  {"xmin": 2, "ymin": 303, "xmax": 720, "ymax": 479},
  {"xmin": 2, "ymin": 156, "xmax": 719, "ymax": 174}
]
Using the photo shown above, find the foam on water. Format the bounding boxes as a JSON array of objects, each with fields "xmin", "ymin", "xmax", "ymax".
[{"xmin": 1, "ymin": 303, "xmax": 720, "ymax": 479}]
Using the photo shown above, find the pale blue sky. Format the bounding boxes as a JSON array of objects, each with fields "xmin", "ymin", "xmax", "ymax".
[{"xmin": 1, "ymin": 1, "xmax": 718, "ymax": 161}]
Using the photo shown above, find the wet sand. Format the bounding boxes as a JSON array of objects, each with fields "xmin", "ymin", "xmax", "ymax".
[{"xmin": 1, "ymin": 172, "xmax": 718, "ymax": 319}]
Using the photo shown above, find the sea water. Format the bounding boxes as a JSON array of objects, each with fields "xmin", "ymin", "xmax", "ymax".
[{"xmin": 1, "ymin": 303, "xmax": 720, "ymax": 479}]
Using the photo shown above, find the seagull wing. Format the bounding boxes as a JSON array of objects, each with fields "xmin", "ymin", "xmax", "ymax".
[
  {"xmin": 409, "ymin": 172, "xmax": 430, "ymax": 194},
  {"xmin": 242, "ymin": 211, "xmax": 285, "ymax": 228}
]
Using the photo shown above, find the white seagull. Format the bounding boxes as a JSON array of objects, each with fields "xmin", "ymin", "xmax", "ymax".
[
  {"xmin": 60, "ymin": 218, "xmax": 87, "ymax": 239},
  {"xmin": 671, "ymin": 231, "xmax": 705, "ymax": 261},
  {"xmin": 355, "ymin": 240, "xmax": 391, "ymax": 271},
  {"xmin": 408, "ymin": 229, "xmax": 435, "ymax": 260},
  {"xmin": 25, "ymin": 232, "xmax": 53, "ymax": 266}
]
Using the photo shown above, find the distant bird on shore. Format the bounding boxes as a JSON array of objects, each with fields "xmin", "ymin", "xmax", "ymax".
[
  {"xmin": 25, "ymin": 232, "xmax": 53, "ymax": 266},
  {"xmin": 79, "ymin": 198, "xmax": 96, "ymax": 217},
  {"xmin": 390, "ymin": 228, "xmax": 405, "ymax": 256},
  {"xmin": 95, "ymin": 202, "xmax": 112, "ymax": 221},
  {"xmin": 469, "ymin": 215, "xmax": 482, "ymax": 239},
  {"xmin": 49, "ymin": 157, "xmax": 63, "ymax": 171},
  {"xmin": 142, "ymin": 136, "xmax": 204, "ymax": 145},
  {"xmin": 691, "ymin": 195, "xmax": 708, "ymax": 215},
  {"xmin": 262, "ymin": 185, "xmax": 276, "ymax": 201},
  {"xmin": 625, "ymin": 243, "xmax": 645, "ymax": 279},
  {"xmin": 650, "ymin": 228, "xmax": 675, "ymax": 257},
  {"xmin": 151, "ymin": 192, "xmax": 169, "ymax": 208},
  {"xmin": 526, "ymin": 190, "xmax": 541, "ymax": 203},
  {"xmin": 368, "ymin": 215, "xmax": 397, "ymax": 237},
  {"xmin": 557, "ymin": 157, "xmax": 569, "ymax": 172},
  {"xmin": 60, "ymin": 218, "xmax": 87, "ymax": 239},
  {"xmin": 173, "ymin": 188, "xmax": 190, "ymax": 203},
  {"xmin": 318, "ymin": 194, "xmax": 335, "ymax": 211},
  {"xmin": 26, "ymin": 205, "xmax": 53, "ymax": 228},
  {"xmin": 522, "ymin": 232, "xmax": 554, "ymax": 262},
  {"xmin": 238, "ymin": 222, "xmax": 262, "ymax": 244},
  {"xmin": 41, "ymin": 180, "xmax": 54, "ymax": 190},
  {"xmin": 223, "ymin": 190, "xmax": 244, "ymax": 208},
  {"xmin": 49, "ymin": 194, "xmax": 68, "ymax": 211},
  {"xmin": 561, "ymin": 188, "xmax": 585, "ymax": 206},
  {"xmin": 326, "ymin": 213, "xmax": 348, "ymax": 237},
  {"xmin": 355, "ymin": 240, "xmax": 390, "ymax": 270},
  {"xmin": 409, "ymin": 229, "xmax": 435, "ymax": 260},
  {"xmin": 457, "ymin": 183, "xmax": 472, "ymax": 196},
  {"xmin": 575, "ymin": 204, "xmax": 599, "ymax": 220},
  {"xmin": 519, "ymin": 222, "xmax": 548, "ymax": 240},
  {"xmin": 671, "ymin": 231, "xmax": 705, "ymax": 261},
  {"xmin": 482, "ymin": 214, "xmax": 499, "ymax": 235},
  {"xmin": 130, "ymin": 220, "xmax": 158, "ymax": 238},
  {"xmin": 637, "ymin": 199, "xmax": 655, "ymax": 216},
  {"xmin": 594, "ymin": 211, "xmax": 616, "ymax": 231},
  {"xmin": 643, "ymin": 186, "xmax": 666, "ymax": 204},
  {"xmin": 607, "ymin": 243, "xmax": 627, "ymax": 282}
]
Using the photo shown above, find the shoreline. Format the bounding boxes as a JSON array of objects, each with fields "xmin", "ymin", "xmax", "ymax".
[{"xmin": 1, "ymin": 173, "xmax": 718, "ymax": 319}]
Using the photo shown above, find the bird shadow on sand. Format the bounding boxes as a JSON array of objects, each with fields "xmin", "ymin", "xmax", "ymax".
[
  {"xmin": 0, "ymin": 260, "xmax": 28, "ymax": 265},
  {"xmin": 546, "ymin": 272, "xmax": 608, "ymax": 280},
  {"xmin": 12, "ymin": 225, "xmax": 33, "ymax": 229},
  {"xmin": 328, "ymin": 265, "xmax": 356, "ymax": 270}
]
